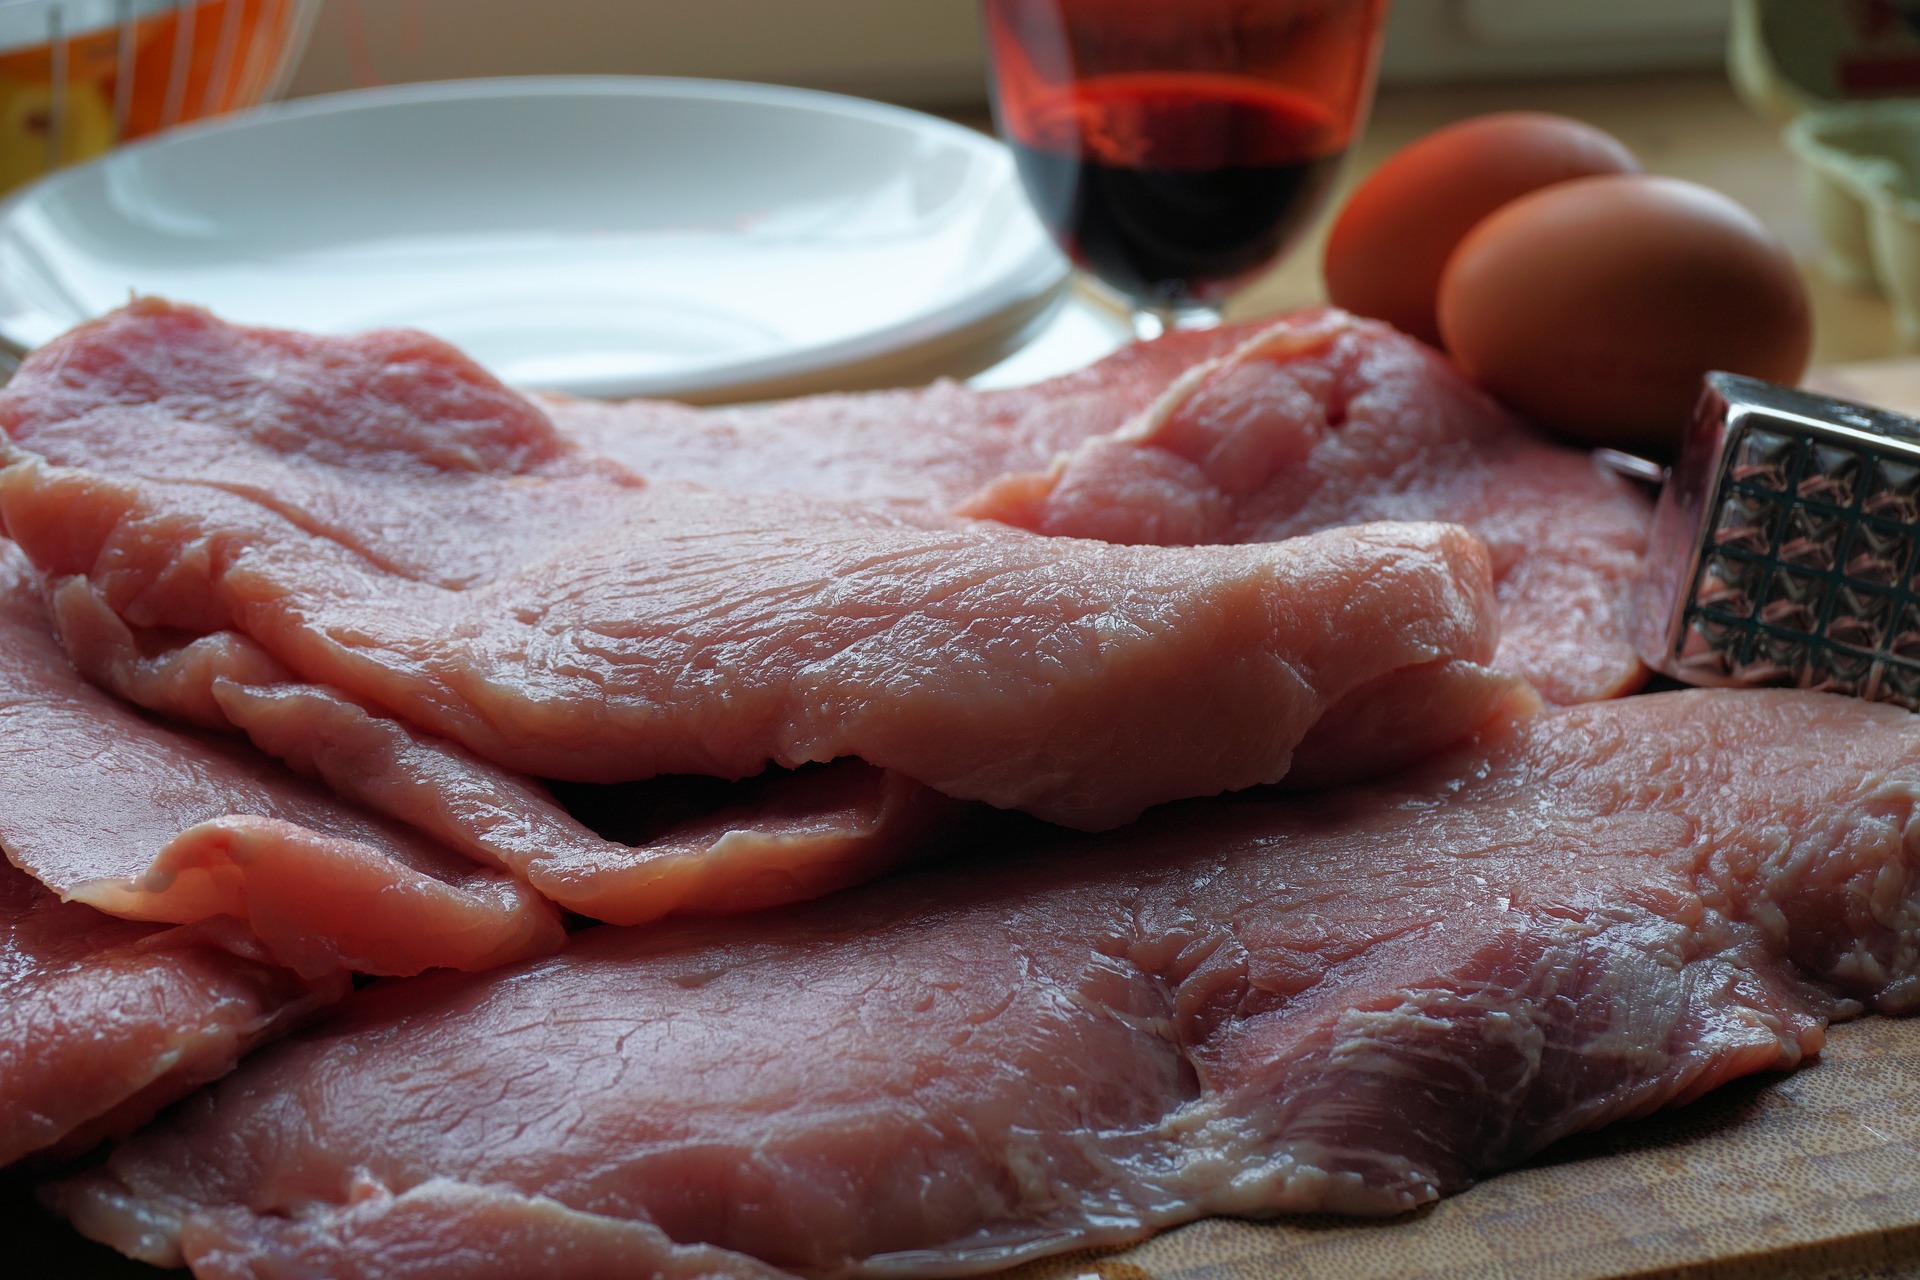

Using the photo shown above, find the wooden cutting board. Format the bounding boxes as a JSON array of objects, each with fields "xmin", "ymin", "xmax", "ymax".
[{"xmin": 14, "ymin": 361, "xmax": 1920, "ymax": 1279}]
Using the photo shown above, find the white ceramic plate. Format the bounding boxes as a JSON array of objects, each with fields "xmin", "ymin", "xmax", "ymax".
[{"xmin": 0, "ymin": 76, "xmax": 1069, "ymax": 401}]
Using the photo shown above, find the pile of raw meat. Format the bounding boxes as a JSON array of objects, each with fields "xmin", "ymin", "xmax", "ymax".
[{"xmin": 4, "ymin": 299, "xmax": 1918, "ymax": 1279}]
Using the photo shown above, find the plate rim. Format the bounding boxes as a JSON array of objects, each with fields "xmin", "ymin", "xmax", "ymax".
[{"xmin": 0, "ymin": 74, "xmax": 1071, "ymax": 401}]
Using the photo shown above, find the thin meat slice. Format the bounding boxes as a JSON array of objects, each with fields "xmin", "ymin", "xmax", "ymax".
[
  {"xmin": 548, "ymin": 326, "xmax": 1251, "ymax": 514},
  {"xmin": 539, "ymin": 763, "xmax": 968, "ymax": 921},
  {"xmin": 0, "ymin": 544, "xmax": 564, "ymax": 976},
  {"xmin": 550, "ymin": 311, "xmax": 1648, "ymax": 705},
  {"xmin": 0, "ymin": 301, "xmax": 1512, "ymax": 829},
  {"xmin": 0, "ymin": 859, "xmax": 346, "ymax": 1168},
  {"xmin": 49, "ymin": 574, "xmax": 964, "ymax": 924},
  {"xmin": 52, "ymin": 689, "xmax": 1920, "ymax": 1278},
  {"xmin": 960, "ymin": 313, "xmax": 1651, "ymax": 704}
]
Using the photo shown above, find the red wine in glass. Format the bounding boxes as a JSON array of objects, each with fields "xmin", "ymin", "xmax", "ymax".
[{"xmin": 984, "ymin": 0, "xmax": 1389, "ymax": 336}]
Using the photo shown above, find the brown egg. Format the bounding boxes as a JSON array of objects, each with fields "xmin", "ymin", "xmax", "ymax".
[
  {"xmin": 1437, "ymin": 174, "xmax": 1812, "ymax": 455},
  {"xmin": 1322, "ymin": 112, "xmax": 1640, "ymax": 348}
]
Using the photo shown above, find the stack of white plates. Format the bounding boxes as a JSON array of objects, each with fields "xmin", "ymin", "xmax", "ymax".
[{"xmin": 0, "ymin": 76, "xmax": 1087, "ymax": 402}]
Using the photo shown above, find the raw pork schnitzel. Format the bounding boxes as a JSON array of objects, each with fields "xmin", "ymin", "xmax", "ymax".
[
  {"xmin": 52, "ymin": 690, "xmax": 1913, "ymax": 1277},
  {"xmin": 0, "ymin": 544, "xmax": 563, "ymax": 976},
  {"xmin": 0, "ymin": 302, "xmax": 1513, "ymax": 833},
  {"xmin": 551, "ymin": 311, "xmax": 1650, "ymax": 704},
  {"xmin": 45, "ymin": 568, "xmax": 965, "ymax": 926},
  {"xmin": 0, "ymin": 859, "xmax": 343, "ymax": 1169}
]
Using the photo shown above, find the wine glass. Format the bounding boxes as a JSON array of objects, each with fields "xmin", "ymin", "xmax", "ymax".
[{"xmin": 982, "ymin": 0, "xmax": 1390, "ymax": 339}]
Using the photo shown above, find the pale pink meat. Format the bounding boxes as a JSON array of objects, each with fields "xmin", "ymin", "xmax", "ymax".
[
  {"xmin": 0, "ymin": 859, "xmax": 345, "ymax": 1169},
  {"xmin": 547, "ymin": 325, "xmax": 1250, "ymax": 514},
  {"xmin": 52, "ymin": 690, "xmax": 1919, "ymax": 1278},
  {"xmin": 0, "ymin": 301, "xmax": 1515, "ymax": 832},
  {"xmin": 0, "ymin": 543, "xmax": 564, "ymax": 976},
  {"xmin": 47, "ymin": 570, "xmax": 963, "ymax": 925},
  {"xmin": 550, "ymin": 311, "xmax": 1650, "ymax": 705},
  {"xmin": 538, "ymin": 762, "xmax": 968, "ymax": 920},
  {"xmin": 961, "ymin": 314, "xmax": 1651, "ymax": 705}
]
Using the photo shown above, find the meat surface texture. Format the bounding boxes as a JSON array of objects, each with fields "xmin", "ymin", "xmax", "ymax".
[
  {"xmin": 0, "ymin": 301, "xmax": 1514, "ymax": 831},
  {"xmin": 53, "ymin": 690, "xmax": 1920, "ymax": 1278},
  {"xmin": 46, "ymin": 567, "xmax": 963, "ymax": 927},
  {"xmin": 546, "ymin": 326, "xmax": 1252, "ymax": 513},
  {"xmin": 0, "ymin": 858, "xmax": 345, "ymax": 1169},
  {"xmin": 0, "ymin": 544, "xmax": 564, "ymax": 976},
  {"xmin": 549, "ymin": 311, "xmax": 1651, "ymax": 705}
]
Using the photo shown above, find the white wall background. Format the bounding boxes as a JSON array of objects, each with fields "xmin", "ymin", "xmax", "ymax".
[{"xmin": 286, "ymin": 0, "xmax": 1736, "ymax": 106}]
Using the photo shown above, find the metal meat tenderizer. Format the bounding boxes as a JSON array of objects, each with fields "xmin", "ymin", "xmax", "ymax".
[{"xmin": 1635, "ymin": 372, "xmax": 1920, "ymax": 708}]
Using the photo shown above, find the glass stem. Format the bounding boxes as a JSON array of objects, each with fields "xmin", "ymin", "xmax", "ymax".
[{"xmin": 1131, "ymin": 303, "xmax": 1225, "ymax": 342}]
